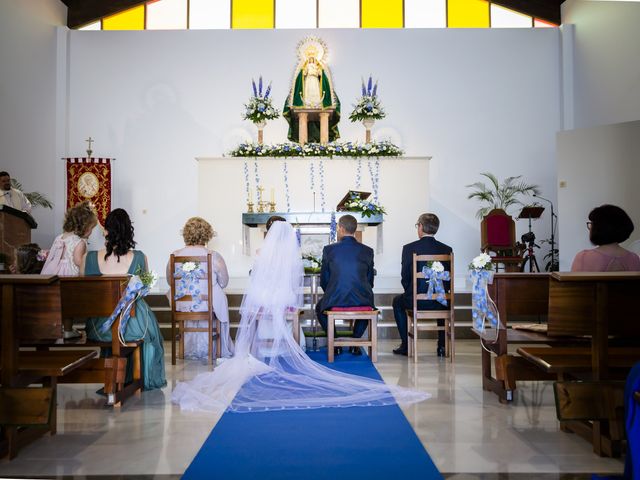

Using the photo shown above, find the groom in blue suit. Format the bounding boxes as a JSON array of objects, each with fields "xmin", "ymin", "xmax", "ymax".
[{"xmin": 316, "ymin": 214, "xmax": 375, "ymax": 355}]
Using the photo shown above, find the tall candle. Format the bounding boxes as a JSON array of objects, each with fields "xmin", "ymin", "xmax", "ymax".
[{"xmin": 271, "ymin": 188, "xmax": 275, "ymax": 203}]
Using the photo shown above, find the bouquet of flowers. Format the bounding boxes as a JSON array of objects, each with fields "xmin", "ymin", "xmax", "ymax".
[
  {"xmin": 343, "ymin": 192, "xmax": 386, "ymax": 218},
  {"xmin": 349, "ymin": 76, "xmax": 386, "ymax": 122},
  {"xmin": 243, "ymin": 76, "xmax": 279, "ymax": 124},
  {"xmin": 468, "ymin": 252, "xmax": 494, "ymax": 272},
  {"xmin": 135, "ymin": 266, "xmax": 159, "ymax": 289},
  {"xmin": 302, "ymin": 254, "xmax": 322, "ymax": 274},
  {"xmin": 228, "ymin": 140, "xmax": 403, "ymax": 158},
  {"xmin": 422, "ymin": 261, "xmax": 449, "ymax": 306}
]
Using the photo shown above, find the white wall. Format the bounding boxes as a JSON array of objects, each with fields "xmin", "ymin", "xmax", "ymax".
[
  {"xmin": 556, "ymin": 120, "xmax": 640, "ymax": 270},
  {"xmin": 62, "ymin": 28, "xmax": 561, "ymax": 278},
  {"xmin": 0, "ymin": 0, "xmax": 67, "ymax": 248},
  {"xmin": 562, "ymin": 0, "xmax": 640, "ymax": 129}
]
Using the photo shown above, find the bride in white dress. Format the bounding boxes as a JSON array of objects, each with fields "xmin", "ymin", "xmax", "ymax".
[{"xmin": 172, "ymin": 221, "xmax": 429, "ymax": 412}]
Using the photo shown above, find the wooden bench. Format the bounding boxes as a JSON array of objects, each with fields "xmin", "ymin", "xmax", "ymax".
[
  {"xmin": 473, "ymin": 273, "xmax": 560, "ymax": 402},
  {"xmin": 0, "ymin": 275, "xmax": 97, "ymax": 460},
  {"xmin": 41, "ymin": 276, "xmax": 144, "ymax": 407},
  {"xmin": 517, "ymin": 272, "xmax": 640, "ymax": 457}
]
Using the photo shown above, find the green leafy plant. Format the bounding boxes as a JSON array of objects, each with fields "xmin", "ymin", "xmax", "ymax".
[
  {"xmin": 466, "ymin": 172, "xmax": 540, "ymax": 219},
  {"xmin": 10, "ymin": 178, "xmax": 53, "ymax": 209}
]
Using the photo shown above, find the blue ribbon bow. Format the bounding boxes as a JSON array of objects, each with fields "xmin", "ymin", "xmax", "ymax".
[
  {"xmin": 100, "ymin": 276, "xmax": 149, "ymax": 336},
  {"xmin": 174, "ymin": 264, "xmax": 207, "ymax": 312},
  {"xmin": 421, "ymin": 266, "xmax": 450, "ymax": 306},
  {"xmin": 469, "ymin": 269, "xmax": 499, "ymax": 332}
]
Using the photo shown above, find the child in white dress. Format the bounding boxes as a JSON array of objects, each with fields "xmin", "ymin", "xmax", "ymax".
[{"xmin": 41, "ymin": 201, "xmax": 98, "ymax": 338}]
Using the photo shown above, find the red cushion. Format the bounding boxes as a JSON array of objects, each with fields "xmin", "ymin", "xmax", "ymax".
[{"xmin": 330, "ymin": 306, "xmax": 374, "ymax": 311}]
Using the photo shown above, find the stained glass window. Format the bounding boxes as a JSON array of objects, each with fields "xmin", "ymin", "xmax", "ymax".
[
  {"xmin": 232, "ymin": 0, "xmax": 274, "ymax": 29},
  {"xmin": 102, "ymin": 5, "xmax": 145, "ymax": 30},
  {"xmin": 361, "ymin": 0, "xmax": 403, "ymax": 28},
  {"xmin": 275, "ymin": 0, "xmax": 316, "ymax": 28},
  {"xmin": 447, "ymin": 0, "xmax": 490, "ymax": 28},
  {"xmin": 147, "ymin": 0, "xmax": 188, "ymax": 30},
  {"xmin": 490, "ymin": 4, "xmax": 532, "ymax": 28},
  {"xmin": 189, "ymin": 0, "xmax": 231, "ymax": 29},
  {"xmin": 404, "ymin": 0, "xmax": 446, "ymax": 28},
  {"xmin": 318, "ymin": 0, "xmax": 359, "ymax": 28}
]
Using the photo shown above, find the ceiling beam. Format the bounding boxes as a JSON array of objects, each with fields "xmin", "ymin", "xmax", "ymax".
[
  {"xmin": 490, "ymin": 0, "xmax": 563, "ymax": 25},
  {"xmin": 64, "ymin": 0, "xmax": 147, "ymax": 29}
]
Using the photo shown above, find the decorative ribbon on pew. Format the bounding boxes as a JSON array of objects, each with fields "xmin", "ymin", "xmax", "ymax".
[
  {"xmin": 100, "ymin": 275, "xmax": 150, "ymax": 341},
  {"xmin": 174, "ymin": 262, "xmax": 207, "ymax": 312},
  {"xmin": 469, "ymin": 268, "xmax": 499, "ymax": 332},
  {"xmin": 421, "ymin": 262, "xmax": 450, "ymax": 306}
]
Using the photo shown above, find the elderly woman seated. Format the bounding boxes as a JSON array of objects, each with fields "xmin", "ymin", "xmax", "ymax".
[
  {"xmin": 167, "ymin": 217, "xmax": 234, "ymax": 359},
  {"xmin": 571, "ymin": 204, "xmax": 640, "ymax": 272}
]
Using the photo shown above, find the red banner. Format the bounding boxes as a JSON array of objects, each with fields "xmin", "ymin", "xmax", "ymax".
[{"xmin": 66, "ymin": 158, "xmax": 111, "ymax": 226}]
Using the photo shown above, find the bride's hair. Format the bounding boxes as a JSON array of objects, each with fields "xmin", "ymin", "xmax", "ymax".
[{"xmin": 104, "ymin": 208, "xmax": 136, "ymax": 261}]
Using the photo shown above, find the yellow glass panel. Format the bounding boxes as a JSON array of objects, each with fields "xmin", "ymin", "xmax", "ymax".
[
  {"xmin": 447, "ymin": 0, "xmax": 489, "ymax": 28},
  {"xmin": 102, "ymin": 5, "xmax": 145, "ymax": 30},
  {"xmin": 232, "ymin": 0, "xmax": 274, "ymax": 29},
  {"xmin": 361, "ymin": 0, "xmax": 403, "ymax": 28}
]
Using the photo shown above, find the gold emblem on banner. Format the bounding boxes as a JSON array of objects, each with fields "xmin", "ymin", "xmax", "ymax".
[{"xmin": 77, "ymin": 172, "xmax": 99, "ymax": 198}]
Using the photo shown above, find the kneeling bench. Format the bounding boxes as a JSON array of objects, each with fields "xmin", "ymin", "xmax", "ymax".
[{"xmin": 325, "ymin": 307, "xmax": 379, "ymax": 363}]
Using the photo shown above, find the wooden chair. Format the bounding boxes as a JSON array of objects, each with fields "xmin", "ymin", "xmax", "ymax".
[
  {"xmin": 406, "ymin": 253, "xmax": 455, "ymax": 363},
  {"xmin": 326, "ymin": 308, "xmax": 379, "ymax": 363},
  {"xmin": 481, "ymin": 209, "xmax": 521, "ymax": 272},
  {"xmin": 169, "ymin": 254, "xmax": 220, "ymax": 365}
]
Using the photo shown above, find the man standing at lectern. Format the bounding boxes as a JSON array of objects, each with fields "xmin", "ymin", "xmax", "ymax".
[{"xmin": 0, "ymin": 172, "xmax": 32, "ymax": 214}]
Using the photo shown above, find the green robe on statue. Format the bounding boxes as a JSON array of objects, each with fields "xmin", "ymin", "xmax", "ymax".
[{"xmin": 283, "ymin": 68, "xmax": 341, "ymax": 143}]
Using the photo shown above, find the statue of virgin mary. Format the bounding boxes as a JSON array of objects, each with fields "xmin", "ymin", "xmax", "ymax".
[{"xmin": 283, "ymin": 37, "xmax": 341, "ymax": 143}]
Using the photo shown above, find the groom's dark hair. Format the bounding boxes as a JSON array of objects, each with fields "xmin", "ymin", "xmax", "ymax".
[{"xmin": 338, "ymin": 215, "xmax": 358, "ymax": 234}]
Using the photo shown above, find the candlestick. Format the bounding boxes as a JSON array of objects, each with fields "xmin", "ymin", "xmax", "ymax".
[{"xmin": 270, "ymin": 188, "xmax": 274, "ymax": 204}]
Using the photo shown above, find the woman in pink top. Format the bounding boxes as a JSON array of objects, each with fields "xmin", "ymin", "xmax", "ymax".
[{"xmin": 571, "ymin": 204, "xmax": 640, "ymax": 272}]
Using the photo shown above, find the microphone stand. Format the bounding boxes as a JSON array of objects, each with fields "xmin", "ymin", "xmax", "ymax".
[{"xmin": 533, "ymin": 194, "xmax": 557, "ymax": 271}]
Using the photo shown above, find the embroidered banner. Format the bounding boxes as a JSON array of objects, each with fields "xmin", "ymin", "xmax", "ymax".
[{"xmin": 66, "ymin": 158, "xmax": 111, "ymax": 226}]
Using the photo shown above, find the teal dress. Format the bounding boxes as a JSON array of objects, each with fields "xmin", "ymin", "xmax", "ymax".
[{"xmin": 85, "ymin": 250, "xmax": 167, "ymax": 391}]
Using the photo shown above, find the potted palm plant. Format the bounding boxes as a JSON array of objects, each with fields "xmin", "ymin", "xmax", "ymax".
[
  {"xmin": 466, "ymin": 173, "xmax": 540, "ymax": 219},
  {"xmin": 11, "ymin": 178, "xmax": 53, "ymax": 209}
]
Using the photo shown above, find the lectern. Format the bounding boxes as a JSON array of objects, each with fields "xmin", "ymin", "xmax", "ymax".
[{"xmin": 0, "ymin": 205, "xmax": 37, "ymax": 269}]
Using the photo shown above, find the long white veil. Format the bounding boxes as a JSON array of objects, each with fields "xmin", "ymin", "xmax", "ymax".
[{"xmin": 172, "ymin": 221, "xmax": 430, "ymax": 412}]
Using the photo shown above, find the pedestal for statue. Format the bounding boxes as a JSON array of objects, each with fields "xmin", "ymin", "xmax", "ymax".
[
  {"xmin": 292, "ymin": 108, "xmax": 335, "ymax": 145},
  {"xmin": 0, "ymin": 205, "xmax": 37, "ymax": 270}
]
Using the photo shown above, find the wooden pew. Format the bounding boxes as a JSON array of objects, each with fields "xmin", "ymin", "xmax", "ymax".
[
  {"xmin": 45, "ymin": 276, "xmax": 144, "ymax": 407},
  {"xmin": 517, "ymin": 272, "xmax": 640, "ymax": 457},
  {"xmin": 0, "ymin": 275, "xmax": 97, "ymax": 460},
  {"xmin": 473, "ymin": 273, "xmax": 559, "ymax": 402}
]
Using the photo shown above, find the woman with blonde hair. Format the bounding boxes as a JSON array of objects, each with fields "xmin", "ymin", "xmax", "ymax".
[{"xmin": 167, "ymin": 217, "xmax": 233, "ymax": 359}]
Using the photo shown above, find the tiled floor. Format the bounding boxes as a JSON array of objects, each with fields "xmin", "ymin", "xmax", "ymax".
[{"xmin": 0, "ymin": 340, "xmax": 625, "ymax": 478}]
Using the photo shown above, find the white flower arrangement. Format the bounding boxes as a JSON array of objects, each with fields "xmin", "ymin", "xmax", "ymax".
[
  {"xmin": 343, "ymin": 192, "xmax": 386, "ymax": 218},
  {"xmin": 229, "ymin": 140, "xmax": 403, "ymax": 158},
  {"xmin": 182, "ymin": 262, "xmax": 199, "ymax": 273},
  {"xmin": 428, "ymin": 261, "xmax": 445, "ymax": 273},
  {"xmin": 349, "ymin": 76, "xmax": 386, "ymax": 122},
  {"xmin": 243, "ymin": 77, "xmax": 279, "ymax": 124},
  {"xmin": 302, "ymin": 254, "xmax": 321, "ymax": 274},
  {"xmin": 469, "ymin": 253, "xmax": 494, "ymax": 271}
]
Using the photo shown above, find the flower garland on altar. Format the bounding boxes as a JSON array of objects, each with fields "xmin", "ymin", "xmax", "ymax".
[
  {"xmin": 253, "ymin": 160, "xmax": 261, "ymax": 203},
  {"xmin": 356, "ymin": 158, "xmax": 362, "ymax": 189},
  {"xmin": 229, "ymin": 141, "xmax": 403, "ymax": 158},
  {"xmin": 319, "ymin": 159, "xmax": 326, "ymax": 212},
  {"xmin": 282, "ymin": 160, "xmax": 291, "ymax": 212},
  {"xmin": 243, "ymin": 160, "xmax": 250, "ymax": 203},
  {"xmin": 368, "ymin": 157, "xmax": 381, "ymax": 204}
]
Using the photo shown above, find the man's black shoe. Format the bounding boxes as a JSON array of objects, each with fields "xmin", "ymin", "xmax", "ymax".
[
  {"xmin": 393, "ymin": 344, "xmax": 408, "ymax": 356},
  {"xmin": 334, "ymin": 346, "xmax": 343, "ymax": 356},
  {"xmin": 349, "ymin": 346, "xmax": 362, "ymax": 356},
  {"xmin": 436, "ymin": 346, "xmax": 446, "ymax": 357}
]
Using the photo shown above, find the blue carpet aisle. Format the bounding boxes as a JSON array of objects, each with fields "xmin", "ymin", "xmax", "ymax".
[{"xmin": 183, "ymin": 350, "xmax": 442, "ymax": 479}]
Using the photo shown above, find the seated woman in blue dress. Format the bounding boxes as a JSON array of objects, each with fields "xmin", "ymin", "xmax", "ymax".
[{"xmin": 82, "ymin": 208, "xmax": 166, "ymax": 391}]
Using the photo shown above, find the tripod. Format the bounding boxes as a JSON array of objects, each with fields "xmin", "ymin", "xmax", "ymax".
[{"xmin": 518, "ymin": 206, "xmax": 544, "ymax": 273}]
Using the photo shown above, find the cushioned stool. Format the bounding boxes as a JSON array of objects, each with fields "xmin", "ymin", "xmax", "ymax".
[{"xmin": 325, "ymin": 307, "xmax": 379, "ymax": 363}]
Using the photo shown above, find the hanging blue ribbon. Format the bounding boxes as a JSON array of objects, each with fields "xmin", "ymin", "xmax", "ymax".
[
  {"xmin": 174, "ymin": 264, "xmax": 207, "ymax": 312},
  {"xmin": 421, "ymin": 266, "xmax": 450, "ymax": 306},
  {"xmin": 100, "ymin": 276, "xmax": 149, "ymax": 336},
  {"xmin": 469, "ymin": 269, "xmax": 499, "ymax": 331}
]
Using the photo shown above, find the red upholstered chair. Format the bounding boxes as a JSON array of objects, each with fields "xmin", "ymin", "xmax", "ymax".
[{"xmin": 480, "ymin": 209, "xmax": 522, "ymax": 272}]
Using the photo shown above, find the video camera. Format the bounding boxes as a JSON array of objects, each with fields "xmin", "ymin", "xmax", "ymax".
[{"xmin": 521, "ymin": 231, "xmax": 539, "ymax": 248}]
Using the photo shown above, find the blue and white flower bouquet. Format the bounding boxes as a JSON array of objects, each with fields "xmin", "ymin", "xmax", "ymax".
[
  {"xmin": 349, "ymin": 76, "xmax": 386, "ymax": 122},
  {"xmin": 243, "ymin": 77, "xmax": 279, "ymax": 124},
  {"xmin": 343, "ymin": 191, "xmax": 386, "ymax": 218}
]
